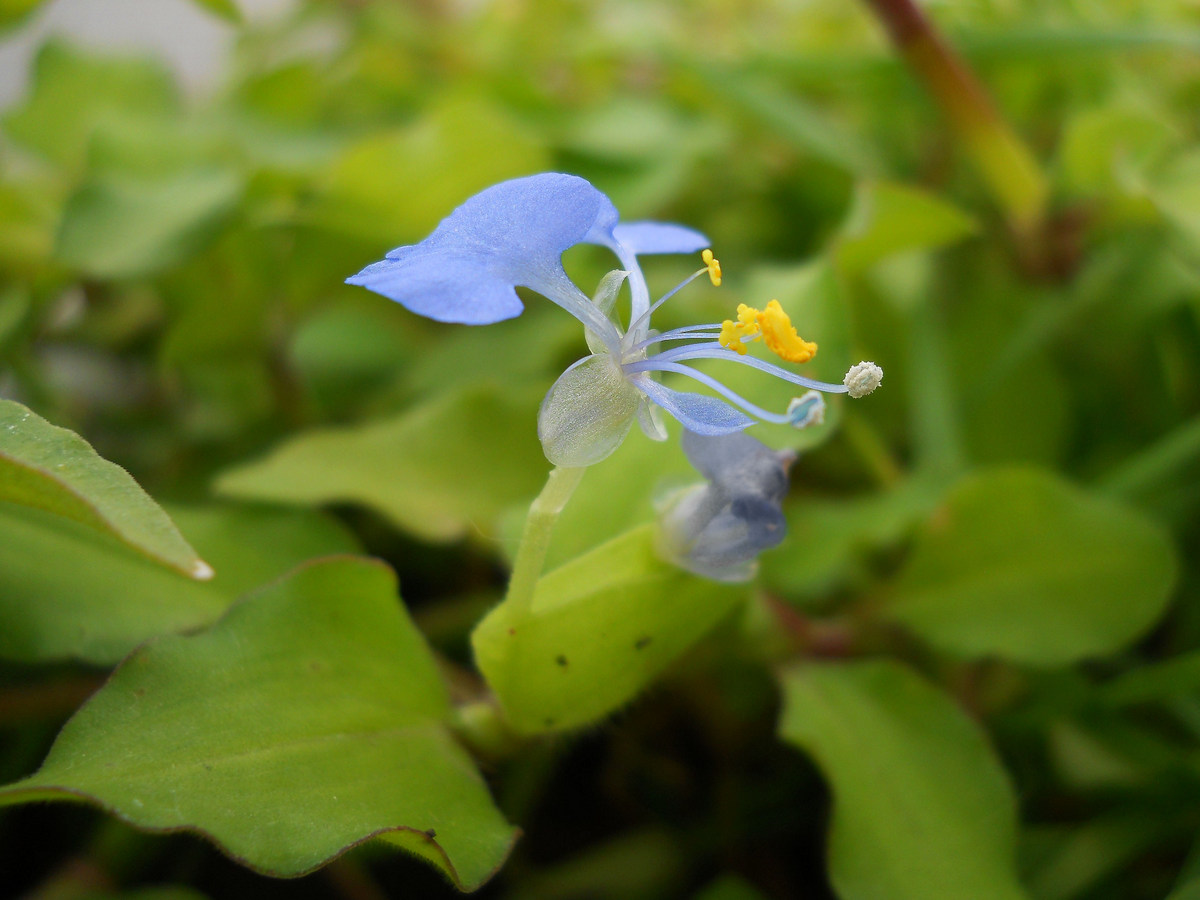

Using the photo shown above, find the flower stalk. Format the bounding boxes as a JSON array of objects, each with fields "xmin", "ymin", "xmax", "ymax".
[
  {"xmin": 502, "ymin": 465, "xmax": 586, "ymax": 620},
  {"xmin": 862, "ymin": 0, "xmax": 1048, "ymax": 233}
]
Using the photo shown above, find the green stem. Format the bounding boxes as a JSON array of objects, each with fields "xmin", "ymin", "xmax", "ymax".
[
  {"xmin": 908, "ymin": 299, "xmax": 967, "ymax": 479},
  {"xmin": 1100, "ymin": 414, "xmax": 1200, "ymax": 504},
  {"xmin": 503, "ymin": 465, "xmax": 586, "ymax": 620},
  {"xmin": 861, "ymin": 0, "xmax": 1048, "ymax": 233}
]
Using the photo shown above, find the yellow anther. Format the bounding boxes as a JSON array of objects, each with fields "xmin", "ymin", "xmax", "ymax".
[
  {"xmin": 719, "ymin": 319, "xmax": 750, "ymax": 354},
  {"xmin": 756, "ymin": 299, "xmax": 817, "ymax": 364},
  {"xmin": 719, "ymin": 302, "xmax": 762, "ymax": 355},
  {"xmin": 702, "ymin": 248, "xmax": 722, "ymax": 286}
]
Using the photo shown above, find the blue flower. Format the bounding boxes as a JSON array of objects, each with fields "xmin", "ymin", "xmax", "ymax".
[
  {"xmin": 347, "ymin": 173, "xmax": 880, "ymax": 467},
  {"xmin": 657, "ymin": 429, "xmax": 795, "ymax": 582}
]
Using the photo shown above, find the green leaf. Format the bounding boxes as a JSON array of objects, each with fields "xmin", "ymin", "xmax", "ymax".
[
  {"xmin": 55, "ymin": 168, "xmax": 243, "ymax": 279},
  {"xmin": 886, "ymin": 467, "xmax": 1178, "ymax": 666},
  {"xmin": 0, "ymin": 0, "xmax": 48, "ymax": 31},
  {"xmin": 215, "ymin": 383, "xmax": 549, "ymax": 543},
  {"xmin": 0, "ymin": 557, "xmax": 516, "ymax": 890},
  {"xmin": 2, "ymin": 41, "xmax": 180, "ymax": 169},
  {"xmin": 1058, "ymin": 104, "xmax": 1176, "ymax": 199},
  {"xmin": 777, "ymin": 660, "xmax": 1029, "ymax": 900},
  {"xmin": 693, "ymin": 65, "xmax": 877, "ymax": 174},
  {"xmin": 1168, "ymin": 880, "xmax": 1200, "ymax": 900},
  {"xmin": 313, "ymin": 94, "xmax": 549, "ymax": 244},
  {"xmin": 0, "ymin": 500, "xmax": 359, "ymax": 664},
  {"xmin": 1026, "ymin": 814, "xmax": 1173, "ymax": 900},
  {"xmin": 760, "ymin": 477, "xmax": 941, "ymax": 598},
  {"xmin": 472, "ymin": 524, "xmax": 746, "ymax": 735},
  {"xmin": 0, "ymin": 400, "xmax": 208, "ymax": 578},
  {"xmin": 190, "ymin": 0, "xmax": 241, "ymax": 23},
  {"xmin": 835, "ymin": 180, "xmax": 977, "ymax": 275},
  {"xmin": 163, "ymin": 503, "xmax": 361, "ymax": 599}
]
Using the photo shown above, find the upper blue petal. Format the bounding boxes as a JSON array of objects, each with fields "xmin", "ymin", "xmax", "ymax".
[
  {"xmin": 347, "ymin": 173, "xmax": 619, "ymax": 325},
  {"xmin": 611, "ymin": 222, "xmax": 709, "ymax": 255}
]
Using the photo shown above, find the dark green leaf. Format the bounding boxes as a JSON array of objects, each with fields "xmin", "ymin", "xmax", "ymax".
[
  {"xmin": 55, "ymin": 168, "xmax": 243, "ymax": 279},
  {"xmin": 0, "ymin": 400, "xmax": 207, "ymax": 578},
  {"xmin": 3, "ymin": 41, "xmax": 179, "ymax": 169},
  {"xmin": 0, "ymin": 558, "xmax": 516, "ymax": 889},
  {"xmin": 777, "ymin": 660, "xmax": 1028, "ymax": 900},
  {"xmin": 887, "ymin": 467, "xmax": 1178, "ymax": 665},
  {"xmin": 215, "ymin": 383, "xmax": 549, "ymax": 543},
  {"xmin": 0, "ymin": 501, "xmax": 358, "ymax": 664}
]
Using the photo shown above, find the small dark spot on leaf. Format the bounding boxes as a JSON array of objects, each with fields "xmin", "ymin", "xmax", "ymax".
[
  {"xmin": 203, "ymin": 763, "xmax": 212, "ymax": 771},
  {"xmin": 309, "ymin": 660, "xmax": 323, "ymax": 672},
  {"xmin": 635, "ymin": 636, "xmax": 653, "ymax": 650},
  {"xmin": 555, "ymin": 654, "xmax": 568, "ymax": 667},
  {"xmin": 424, "ymin": 828, "xmax": 437, "ymax": 840},
  {"xmin": 508, "ymin": 627, "xmax": 517, "ymax": 636},
  {"xmin": 544, "ymin": 718, "xmax": 555, "ymax": 727},
  {"xmin": 133, "ymin": 688, "xmax": 146, "ymax": 698}
]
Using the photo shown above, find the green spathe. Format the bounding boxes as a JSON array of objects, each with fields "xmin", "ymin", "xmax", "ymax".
[
  {"xmin": 0, "ymin": 557, "xmax": 516, "ymax": 890},
  {"xmin": 473, "ymin": 524, "xmax": 746, "ymax": 735}
]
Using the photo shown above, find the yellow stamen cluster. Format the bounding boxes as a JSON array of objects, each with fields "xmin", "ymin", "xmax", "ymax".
[
  {"xmin": 718, "ymin": 299, "xmax": 818, "ymax": 364},
  {"xmin": 718, "ymin": 304, "xmax": 760, "ymax": 355},
  {"xmin": 702, "ymin": 248, "xmax": 722, "ymax": 286}
]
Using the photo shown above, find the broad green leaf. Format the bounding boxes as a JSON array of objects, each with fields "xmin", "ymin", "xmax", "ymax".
[
  {"xmin": 1026, "ymin": 814, "xmax": 1173, "ymax": 900},
  {"xmin": 835, "ymin": 180, "xmax": 977, "ymax": 275},
  {"xmin": 0, "ymin": 400, "xmax": 207, "ymax": 578},
  {"xmin": 1150, "ymin": 150, "xmax": 1200, "ymax": 257},
  {"xmin": 3, "ymin": 41, "xmax": 180, "ymax": 169},
  {"xmin": 694, "ymin": 65, "xmax": 877, "ymax": 174},
  {"xmin": 472, "ymin": 524, "xmax": 746, "ymax": 735},
  {"xmin": 777, "ymin": 660, "xmax": 1028, "ymax": 900},
  {"xmin": 1058, "ymin": 104, "xmax": 1176, "ymax": 200},
  {"xmin": 0, "ymin": 0, "xmax": 47, "ymax": 30},
  {"xmin": 887, "ymin": 468, "xmax": 1178, "ymax": 666},
  {"xmin": 760, "ymin": 477, "xmax": 941, "ymax": 598},
  {"xmin": 1169, "ymin": 880, "xmax": 1200, "ymax": 900},
  {"xmin": 313, "ymin": 94, "xmax": 549, "ymax": 244},
  {"xmin": 0, "ymin": 557, "xmax": 516, "ymax": 890},
  {"xmin": 55, "ymin": 168, "xmax": 243, "ymax": 279},
  {"xmin": 215, "ymin": 383, "xmax": 548, "ymax": 543},
  {"xmin": 693, "ymin": 874, "xmax": 770, "ymax": 900},
  {"xmin": 191, "ymin": 0, "xmax": 241, "ymax": 22},
  {"xmin": 0, "ymin": 500, "xmax": 359, "ymax": 664},
  {"xmin": 516, "ymin": 829, "xmax": 685, "ymax": 900},
  {"xmin": 163, "ymin": 503, "xmax": 361, "ymax": 598},
  {"xmin": 1101, "ymin": 651, "xmax": 1200, "ymax": 707}
]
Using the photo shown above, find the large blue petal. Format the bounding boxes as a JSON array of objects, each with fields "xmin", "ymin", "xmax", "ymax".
[
  {"xmin": 633, "ymin": 377, "xmax": 754, "ymax": 435},
  {"xmin": 611, "ymin": 222, "xmax": 709, "ymax": 255},
  {"xmin": 344, "ymin": 251, "xmax": 524, "ymax": 324},
  {"xmin": 347, "ymin": 173, "xmax": 619, "ymax": 325}
]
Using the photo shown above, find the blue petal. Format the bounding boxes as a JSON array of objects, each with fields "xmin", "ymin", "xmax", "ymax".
[
  {"xmin": 681, "ymin": 430, "xmax": 791, "ymax": 501},
  {"xmin": 633, "ymin": 377, "xmax": 754, "ymax": 435},
  {"xmin": 347, "ymin": 173, "xmax": 619, "ymax": 325},
  {"xmin": 611, "ymin": 222, "xmax": 709, "ymax": 255},
  {"xmin": 345, "ymin": 251, "xmax": 523, "ymax": 324}
]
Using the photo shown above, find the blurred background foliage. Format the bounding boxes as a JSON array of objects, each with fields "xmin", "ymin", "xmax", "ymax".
[{"xmin": 1, "ymin": 0, "xmax": 1199, "ymax": 898}]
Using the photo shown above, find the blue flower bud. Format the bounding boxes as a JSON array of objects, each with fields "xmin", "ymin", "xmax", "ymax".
[{"xmin": 658, "ymin": 430, "xmax": 794, "ymax": 582}]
